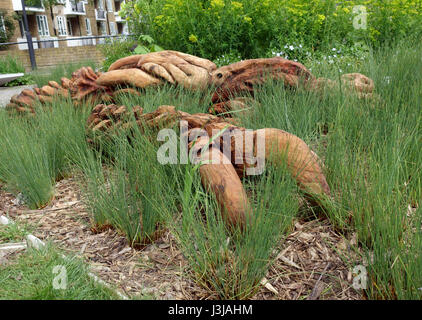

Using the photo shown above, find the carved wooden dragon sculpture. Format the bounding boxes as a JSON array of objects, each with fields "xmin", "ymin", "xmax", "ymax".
[
  {"xmin": 6, "ymin": 50, "xmax": 374, "ymax": 115},
  {"xmin": 5, "ymin": 51, "xmax": 375, "ymax": 229}
]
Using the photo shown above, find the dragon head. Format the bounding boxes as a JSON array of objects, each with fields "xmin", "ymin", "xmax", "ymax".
[{"xmin": 209, "ymin": 57, "xmax": 314, "ymax": 103}]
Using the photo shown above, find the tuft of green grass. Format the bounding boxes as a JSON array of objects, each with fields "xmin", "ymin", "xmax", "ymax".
[
  {"xmin": 80, "ymin": 122, "xmax": 179, "ymax": 247},
  {"xmin": 0, "ymin": 98, "xmax": 92, "ymax": 209},
  {"xmin": 112, "ymin": 83, "xmax": 214, "ymax": 115},
  {"xmin": 0, "ymin": 54, "xmax": 25, "ymax": 74},
  {"xmin": 0, "ymin": 54, "xmax": 33, "ymax": 87},
  {"xmin": 0, "ymin": 244, "xmax": 120, "ymax": 300},
  {"xmin": 0, "ymin": 220, "xmax": 33, "ymax": 243},
  {"xmin": 161, "ymin": 159, "xmax": 298, "ymax": 299},
  {"xmin": 30, "ymin": 60, "xmax": 97, "ymax": 88},
  {"xmin": 0, "ymin": 111, "xmax": 56, "ymax": 209}
]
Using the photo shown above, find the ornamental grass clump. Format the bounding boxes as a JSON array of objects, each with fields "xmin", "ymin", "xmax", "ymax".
[
  {"xmin": 0, "ymin": 97, "xmax": 92, "ymax": 209},
  {"xmin": 165, "ymin": 161, "xmax": 298, "ymax": 299},
  {"xmin": 81, "ymin": 122, "xmax": 179, "ymax": 246},
  {"xmin": 0, "ymin": 110, "xmax": 55, "ymax": 209}
]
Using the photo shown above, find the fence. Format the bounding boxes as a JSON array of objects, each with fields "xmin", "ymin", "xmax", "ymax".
[{"xmin": 0, "ymin": 34, "xmax": 135, "ymax": 71}]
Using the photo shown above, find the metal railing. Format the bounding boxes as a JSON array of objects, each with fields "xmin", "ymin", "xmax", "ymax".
[
  {"xmin": 71, "ymin": 1, "xmax": 85, "ymax": 13},
  {"xmin": 0, "ymin": 34, "xmax": 134, "ymax": 47},
  {"xmin": 95, "ymin": 8, "xmax": 106, "ymax": 20},
  {"xmin": 0, "ymin": 34, "xmax": 135, "ymax": 70}
]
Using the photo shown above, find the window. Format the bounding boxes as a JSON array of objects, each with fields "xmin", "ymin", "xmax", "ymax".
[
  {"xmin": 98, "ymin": 21, "xmax": 107, "ymax": 35},
  {"xmin": 109, "ymin": 22, "xmax": 117, "ymax": 35},
  {"xmin": 36, "ymin": 15, "xmax": 49, "ymax": 36},
  {"xmin": 0, "ymin": 14, "xmax": 6, "ymax": 38},
  {"xmin": 114, "ymin": 1, "xmax": 120, "ymax": 12},
  {"xmin": 97, "ymin": 0, "xmax": 105, "ymax": 9},
  {"xmin": 85, "ymin": 18, "xmax": 92, "ymax": 35},
  {"xmin": 56, "ymin": 16, "xmax": 67, "ymax": 36},
  {"xmin": 106, "ymin": 0, "xmax": 113, "ymax": 12},
  {"xmin": 67, "ymin": 19, "xmax": 73, "ymax": 36}
]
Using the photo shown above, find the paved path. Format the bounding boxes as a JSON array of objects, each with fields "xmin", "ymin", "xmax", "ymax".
[{"xmin": 0, "ymin": 85, "xmax": 36, "ymax": 107}]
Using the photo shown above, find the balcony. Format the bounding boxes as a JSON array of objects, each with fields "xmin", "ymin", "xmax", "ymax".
[
  {"xmin": 12, "ymin": 0, "xmax": 45, "ymax": 12},
  {"xmin": 37, "ymin": 36, "xmax": 59, "ymax": 49},
  {"xmin": 114, "ymin": 12, "xmax": 122, "ymax": 22},
  {"xmin": 16, "ymin": 37, "xmax": 39, "ymax": 50},
  {"xmin": 63, "ymin": 0, "xmax": 86, "ymax": 16},
  {"xmin": 15, "ymin": 36, "xmax": 59, "ymax": 50},
  {"xmin": 95, "ymin": 9, "xmax": 106, "ymax": 21},
  {"xmin": 66, "ymin": 36, "xmax": 96, "ymax": 47}
]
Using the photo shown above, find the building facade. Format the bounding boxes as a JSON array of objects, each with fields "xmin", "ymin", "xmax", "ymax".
[{"xmin": 0, "ymin": 0, "xmax": 129, "ymax": 50}]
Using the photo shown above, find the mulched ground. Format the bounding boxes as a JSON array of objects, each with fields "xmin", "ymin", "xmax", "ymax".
[{"xmin": 0, "ymin": 177, "xmax": 364, "ymax": 300}]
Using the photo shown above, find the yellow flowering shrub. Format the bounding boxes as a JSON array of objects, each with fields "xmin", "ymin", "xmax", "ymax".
[
  {"xmin": 122, "ymin": 0, "xmax": 422, "ymax": 60},
  {"xmin": 188, "ymin": 34, "xmax": 198, "ymax": 43},
  {"xmin": 231, "ymin": 1, "xmax": 243, "ymax": 10},
  {"xmin": 210, "ymin": 0, "xmax": 225, "ymax": 9}
]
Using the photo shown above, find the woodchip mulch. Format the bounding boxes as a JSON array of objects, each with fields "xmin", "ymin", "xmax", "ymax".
[{"xmin": 0, "ymin": 177, "xmax": 364, "ymax": 300}]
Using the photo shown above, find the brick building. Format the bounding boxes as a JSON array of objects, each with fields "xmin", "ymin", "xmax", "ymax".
[{"xmin": 0, "ymin": 0, "xmax": 129, "ymax": 50}]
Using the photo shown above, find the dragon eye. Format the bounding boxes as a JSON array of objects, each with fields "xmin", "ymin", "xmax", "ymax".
[{"xmin": 216, "ymin": 73, "xmax": 223, "ymax": 79}]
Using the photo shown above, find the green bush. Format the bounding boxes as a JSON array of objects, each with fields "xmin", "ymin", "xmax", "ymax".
[
  {"xmin": 0, "ymin": 10, "xmax": 16, "ymax": 48},
  {"xmin": 0, "ymin": 54, "xmax": 25, "ymax": 74},
  {"xmin": 122, "ymin": 0, "xmax": 422, "ymax": 60},
  {"xmin": 99, "ymin": 36, "xmax": 164, "ymax": 71},
  {"xmin": 99, "ymin": 38, "xmax": 137, "ymax": 71},
  {"xmin": 0, "ymin": 54, "xmax": 33, "ymax": 87}
]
